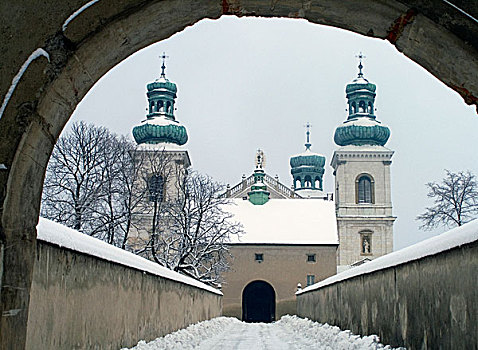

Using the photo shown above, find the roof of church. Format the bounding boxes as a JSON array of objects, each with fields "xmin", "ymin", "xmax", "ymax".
[{"xmin": 225, "ymin": 198, "xmax": 338, "ymax": 245}]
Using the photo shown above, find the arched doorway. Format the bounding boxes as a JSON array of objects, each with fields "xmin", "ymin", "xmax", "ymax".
[{"xmin": 242, "ymin": 280, "xmax": 276, "ymax": 323}]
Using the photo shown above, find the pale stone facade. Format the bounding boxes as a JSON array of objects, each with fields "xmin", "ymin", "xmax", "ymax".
[
  {"xmin": 331, "ymin": 146, "xmax": 395, "ymax": 267},
  {"xmin": 222, "ymin": 244, "xmax": 337, "ymax": 320},
  {"xmin": 128, "ymin": 146, "xmax": 191, "ymax": 252}
]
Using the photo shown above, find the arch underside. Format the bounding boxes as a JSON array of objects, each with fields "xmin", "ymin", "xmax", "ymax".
[{"xmin": 0, "ymin": 0, "xmax": 477, "ymax": 347}]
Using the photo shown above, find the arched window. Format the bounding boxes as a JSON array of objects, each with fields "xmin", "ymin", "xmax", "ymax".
[
  {"xmin": 148, "ymin": 175, "xmax": 164, "ymax": 202},
  {"xmin": 351, "ymin": 102, "xmax": 356, "ymax": 114},
  {"xmin": 356, "ymin": 174, "xmax": 374, "ymax": 204},
  {"xmin": 166, "ymin": 101, "xmax": 171, "ymax": 114},
  {"xmin": 367, "ymin": 102, "xmax": 373, "ymax": 114},
  {"xmin": 295, "ymin": 178, "xmax": 301, "ymax": 189},
  {"xmin": 304, "ymin": 175, "xmax": 312, "ymax": 188},
  {"xmin": 157, "ymin": 100, "xmax": 164, "ymax": 112},
  {"xmin": 358, "ymin": 101, "xmax": 365, "ymax": 113},
  {"xmin": 314, "ymin": 177, "xmax": 320, "ymax": 189},
  {"xmin": 360, "ymin": 230, "xmax": 373, "ymax": 255},
  {"xmin": 150, "ymin": 101, "xmax": 154, "ymax": 113}
]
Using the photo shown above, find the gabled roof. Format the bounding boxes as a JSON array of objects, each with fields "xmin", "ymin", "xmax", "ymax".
[{"xmin": 224, "ymin": 198, "xmax": 338, "ymax": 245}]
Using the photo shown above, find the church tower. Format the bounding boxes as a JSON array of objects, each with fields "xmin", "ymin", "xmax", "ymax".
[
  {"xmin": 129, "ymin": 53, "xmax": 191, "ymax": 251},
  {"xmin": 331, "ymin": 55, "xmax": 395, "ymax": 268},
  {"xmin": 290, "ymin": 124, "xmax": 327, "ymax": 199}
]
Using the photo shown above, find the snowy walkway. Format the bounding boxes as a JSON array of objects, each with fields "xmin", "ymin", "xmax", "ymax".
[{"xmin": 124, "ymin": 315, "xmax": 404, "ymax": 350}]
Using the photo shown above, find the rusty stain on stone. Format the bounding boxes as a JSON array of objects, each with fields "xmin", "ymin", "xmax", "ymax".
[
  {"xmin": 386, "ymin": 8, "xmax": 417, "ymax": 44},
  {"xmin": 450, "ymin": 84, "xmax": 478, "ymax": 113},
  {"xmin": 222, "ymin": 0, "xmax": 249, "ymax": 16}
]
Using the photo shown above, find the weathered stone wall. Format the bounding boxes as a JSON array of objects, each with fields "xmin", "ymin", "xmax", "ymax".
[
  {"xmin": 297, "ymin": 241, "xmax": 478, "ymax": 349},
  {"xmin": 26, "ymin": 241, "xmax": 222, "ymax": 349}
]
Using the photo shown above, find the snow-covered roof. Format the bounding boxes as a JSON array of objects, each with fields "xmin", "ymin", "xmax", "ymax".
[
  {"xmin": 297, "ymin": 219, "xmax": 478, "ymax": 295},
  {"xmin": 290, "ymin": 148, "xmax": 325, "ymax": 158},
  {"xmin": 225, "ymin": 199, "xmax": 338, "ymax": 245},
  {"xmin": 343, "ymin": 117, "xmax": 382, "ymax": 127},
  {"xmin": 337, "ymin": 144, "xmax": 392, "ymax": 152},
  {"xmin": 37, "ymin": 218, "xmax": 221, "ymax": 295},
  {"xmin": 136, "ymin": 142, "xmax": 188, "ymax": 152},
  {"xmin": 351, "ymin": 77, "xmax": 369, "ymax": 84},
  {"xmin": 294, "ymin": 189, "xmax": 327, "ymax": 199},
  {"xmin": 141, "ymin": 116, "xmax": 181, "ymax": 126}
]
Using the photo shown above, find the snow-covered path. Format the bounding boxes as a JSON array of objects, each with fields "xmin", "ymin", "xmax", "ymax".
[
  {"xmin": 124, "ymin": 316, "xmax": 404, "ymax": 350},
  {"xmin": 197, "ymin": 321, "xmax": 297, "ymax": 349}
]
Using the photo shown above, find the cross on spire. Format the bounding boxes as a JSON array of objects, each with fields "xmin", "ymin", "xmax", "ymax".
[
  {"xmin": 356, "ymin": 52, "xmax": 366, "ymax": 78},
  {"xmin": 160, "ymin": 52, "xmax": 169, "ymax": 78},
  {"xmin": 304, "ymin": 122, "xmax": 312, "ymax": 150}
]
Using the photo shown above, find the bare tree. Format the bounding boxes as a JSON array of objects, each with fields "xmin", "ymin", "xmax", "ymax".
[
  {"xmin": 93, "ymin": 136, "xmax": 148, "ymax": 248},
  {"xmin": 42, "ymin": 121, "xmax": 241, "ymax": 280},
  {"xmin": 41, "ymin": 121, "xmax": 110, "ymax": 234},
  {"xmin": 417, "ymin": 170, "xmax": 478, "ymax": 230},
  {"xmin": 151, "ymin": 170, "xmax": 243, "ymax": 285},
  {"xmin": 41, "ymin": 122, "xmax": 149, "ymax": 248}
]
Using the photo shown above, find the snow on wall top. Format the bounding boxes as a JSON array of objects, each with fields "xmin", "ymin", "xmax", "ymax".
[
  {"xmin": 225, "ymin": 199, "xmax": 338, "ymax": 245},
  {"xmin": 37, "ymin": 218, "xmax": 221, "ymax": 295},
  {"xmin": 297, "ymin": 219, "xmax": 478, "ymax": 295}
]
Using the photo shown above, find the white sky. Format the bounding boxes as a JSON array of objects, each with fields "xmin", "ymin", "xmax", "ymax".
[{"xmin": 68, "ymin": 16, "xmax": 478, "ymax": 250}]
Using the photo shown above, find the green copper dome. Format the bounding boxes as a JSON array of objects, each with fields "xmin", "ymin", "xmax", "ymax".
[
  {"xmin": 334, "ymin": 118, "xmax": 390, "ymax": 146},
  {"xmin": 133, "ymin": 120, "xmax": 188, "ymax": 145},
  {"xmin": 290, "ymin": 151, "xmax": 325, "ymax": 169},
  {"xmin": 290, "ymin": 125, "xmax": 326, "ymax": 192},
  {"xmin": 132, "ymin": 53, "xmax": 188, "ymax": 146},
  {"xmin": 146, "ymin": 79, "xmax": 177, "ymax": 94},
  {"xmin": 334, "ymin": 56, "xmax": 390, "ymax": 147}
]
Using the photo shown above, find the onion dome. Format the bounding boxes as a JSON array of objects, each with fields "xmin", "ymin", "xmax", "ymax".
[
  {"xmin": 132, "ymin": 53, "xmax": 188, "ymax": 146},
  {"xmin": 248, "ymin": 150, "xmax": 270, "ymax": 205},
  {"xmin": 334, "ymin": 54, "xmax": 390, "ymax": 147},
  {"xmin": 290, "ymin": 124, "xmax": 326, "ymax": 192}
]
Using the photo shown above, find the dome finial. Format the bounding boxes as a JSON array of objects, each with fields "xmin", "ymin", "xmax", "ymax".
[
  {"xmin": 356, "ymin": 52, "xmax": 366, "ymax": 78},
  {"xmin": 160, "ymin": 52, "xmax": 169, "ymax": 78},
  {"xmin": 304, "ymin": 122, "xmax": 312, "ymax": 150}
]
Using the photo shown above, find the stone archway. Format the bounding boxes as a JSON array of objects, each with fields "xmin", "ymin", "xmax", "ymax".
[
  {"xmin": 242, "ymin": 280, "xmax": 276, "ymax": 323},
  {"xmin": 1, "ymin": 1, "xmax": 477, "ymax": 347}
]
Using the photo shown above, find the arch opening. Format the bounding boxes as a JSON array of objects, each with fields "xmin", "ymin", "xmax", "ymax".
[
  {"xmin": 242, "ymin": 280, "xmax": 276, "ymax": 323},
  {"xmin": 1, "ymin": 5, "xmax": 478, "ymax": 346}
]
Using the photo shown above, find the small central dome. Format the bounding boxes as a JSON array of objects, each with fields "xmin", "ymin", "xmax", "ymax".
[
  {"xmin": 147, "ymin": 76, "xmax": 177, "ymax": 94},
  {"xmin": 290, "ymin": 125, "xmax": 326, "ymax": 193},
  {"xmin": 290, "ymin": 149, "xmax": 326, "ymax": 169}
]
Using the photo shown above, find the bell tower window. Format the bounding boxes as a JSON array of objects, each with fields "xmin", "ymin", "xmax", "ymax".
[
  {"xmin": 358, "ymin": 101, "xmax": 365, "ymax": 113},
  {"xmin": 356, "ymin": 174, "xmax": 374, "ymax": 204},
  {"xmin": 148, "ymin": 175, "xmax": 164, "ymax": 202}
]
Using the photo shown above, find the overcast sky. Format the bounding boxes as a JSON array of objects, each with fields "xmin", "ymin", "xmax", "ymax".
[{"xmin": 68, "ymin": 16, "xmax": 478, "ymax": 250}]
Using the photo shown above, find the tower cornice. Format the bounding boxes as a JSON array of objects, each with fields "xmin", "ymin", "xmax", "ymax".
[{"xmin": 331, "ymin": 146, "xmax": 394, "ymax": 169}]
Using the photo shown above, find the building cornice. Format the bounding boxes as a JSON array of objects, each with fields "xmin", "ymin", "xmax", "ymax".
[{"xmin": 331, "ymin": 147, "xmax": 394, "ymax": 169}]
